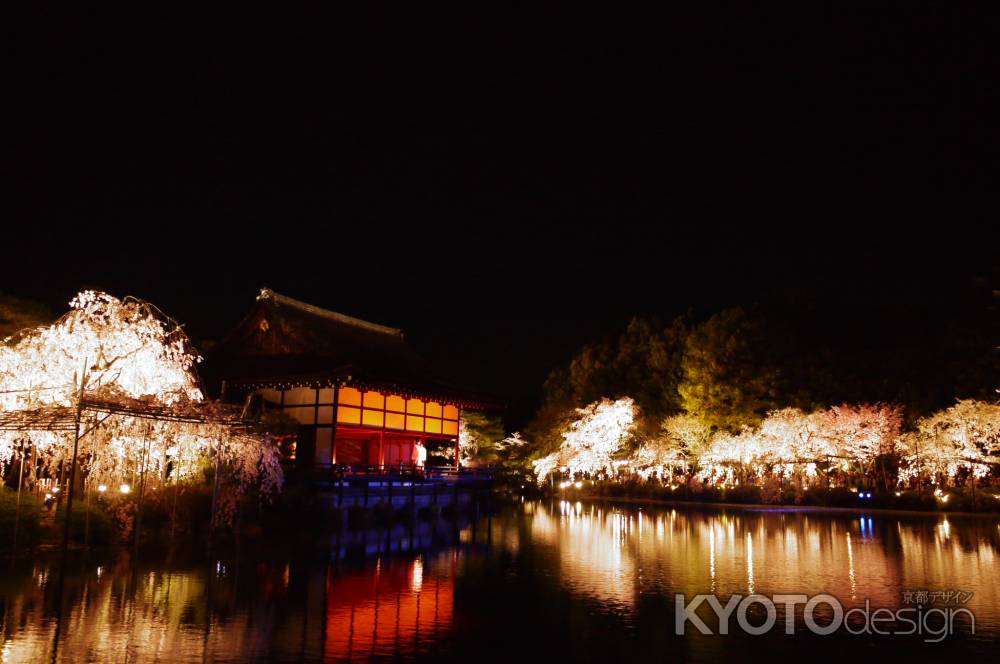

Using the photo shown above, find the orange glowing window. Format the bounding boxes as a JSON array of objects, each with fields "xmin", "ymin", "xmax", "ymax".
[
  {"xmin": 337, "ymin": 406, "xmax": 361, "ymax": 424},
  {"xmin": 363, "ymin": 391, "xmax": 385, "ymax": 409},
  {"xmin": 362, "ymin": 409, "xmax": 384, "ymax": 427},
  {"xmin": 425, "ymin": 418, "xmax": 442, "ymax": 434},
  {"xmin": 405, "ymin": 415, "xmax": 424, "ymax": 432},
  {"xmin": 385, "ymin": 412, "xmax": 405, "ymax": 430},
  {"xmin": 386, "ymin": 395, "xmax": 406, "ymax": 412},
  {"xmin": 425, "ymin": 402, "xmax": 442, "ymax": 418},
  {"xmin": 318, "ymin": 388, "xmax": 335, "ymax": 404},
  {"xmin": 443, "ymin": 420, "xmax": 458, "ymax": 436},
  {"xmin": 406, "ymin": 399, "xmax": 424, "ymax": 415},
  {"xmin": 442, "ymin": 405, "xmax": 459, "ymax": 420},
  {"xmin": 339, "ymin": 387, "xmax": 362, "ymax": 407},
  {"xmin": 259, "ymin": 388, "xmax": 282, "ymax": 405}
]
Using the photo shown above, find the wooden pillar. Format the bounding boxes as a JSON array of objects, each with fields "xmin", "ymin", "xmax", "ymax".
[
  {"xmin": 61, "ymin": 364, "xmax": 87, "ymax": 554},
  {"xmin": 133, "ymin": 423, "xmax": 152, "ymax": 548},
  {"xmin": 454, "ymin": 435, "xmax": 460, "ymax": 470},
  {"xmin": 486, "ymin": 487, "xmax": 493, "ymax": 544},
  {"xmin": 330, "ymin": 384, "xmax": 340, "ymax": 465},
  {"xmin": 378, "ymin": 431, "xmax": 384, "ymax": 470},
  {"xmin": 12, "ymin": 442, "xmax": 27, "ymax": 553}
]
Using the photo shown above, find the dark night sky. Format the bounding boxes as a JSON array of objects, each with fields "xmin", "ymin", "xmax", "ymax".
[{"xmin": 5, "ymin": 3, "xmax": 999, "ymax": 427}]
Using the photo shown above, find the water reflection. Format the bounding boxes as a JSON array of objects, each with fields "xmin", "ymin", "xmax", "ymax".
[
  {"xmin": 324, "ymin": 555, "xmax": 453, "ymax": 660},
  {"xmin": 518, "ymin": 501, "xmax": 1000, "ymax": 624},
  {"xmin": 0, "ymin": 524, "xmax": 465, "ymax": 663},
  {"xmin": 0, "ymin": 503, "xmax": 998, "ymax": 662}
]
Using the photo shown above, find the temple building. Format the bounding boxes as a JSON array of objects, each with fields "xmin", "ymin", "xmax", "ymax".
[{"xmin": 212, "ymin": 288, "xmax": 493, "ymax": 470}]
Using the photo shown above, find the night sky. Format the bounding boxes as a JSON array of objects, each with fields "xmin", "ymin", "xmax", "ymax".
[{"xmin": 6, "ymin": 3, "xmax": 999, "ymax": 427}]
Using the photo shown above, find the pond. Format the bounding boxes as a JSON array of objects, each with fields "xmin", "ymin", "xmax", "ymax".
[{"xmin": 1, "ymin": 501, "xmax": 998, "ymax": 662}]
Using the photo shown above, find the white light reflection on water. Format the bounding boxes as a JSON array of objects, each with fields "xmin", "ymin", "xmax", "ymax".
[
  {"xmin": 1, "ymin": 504, "xmax": 999, "ymax": 662},
  {"xmin": 846, "ymin": 531, "xmax": 857, "ymax": 600},
  {"xmin": 709, "ymin": 524, "xmax": 716, "ymax": 593},
  {"xmin": 518, "ymin": 501, "xmax": 1000, "ymax": 628}
]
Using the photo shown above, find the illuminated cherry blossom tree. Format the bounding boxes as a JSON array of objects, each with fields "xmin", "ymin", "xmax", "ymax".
[
  {"xmin": 529, "ymin": 388, "xmax": 992, "ymax": 494},
  {"xmin": 695, "ymin": 428, "xmax": 762, "ymax": 485},
  {"xmin": 898, "ymin": 400, "xmax": 1000, "ymax": 487},
  {"xmin": 811, "ymin": 404, "xmax": 901, "ymax": 488},
  {"xmin": 632, "ymin": 414, "xmax": 709, "ymax": 481},
  {"xmin": 533, "ymin": 398, "xmax": 636, "ymax": 482},
  {"xmin": 0, "ymin": 290, "xmax": 202, "ymax": 412},
  {"xmin": 0, "ymin": 291, "xmax": 281, "ymax": 523},
  {"xmin": 693, "ymin": 406, "xmax": 900, "ymax": 488}
]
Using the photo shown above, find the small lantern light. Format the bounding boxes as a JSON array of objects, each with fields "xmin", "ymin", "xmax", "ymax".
[
  {"xmin": 97, "ymin": 484, "xmax": 107, "ymax": 493},
  {"xmin": 119, "ymin": 483, "xmax": 131, "ymax": 494}
]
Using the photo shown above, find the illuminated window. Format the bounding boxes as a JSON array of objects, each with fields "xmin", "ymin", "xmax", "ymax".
[
  {"xmin": 318, "ymin": 406, "xmax": 334, "ymax": 424},
  {"xmin": 362, "ymin": 409, "xmax": 384, "ymax": 427},
  {"xmin": 324, "ymin": 388, "xmax": 461, "ymax": 437},
  {"xmin": 337, "ymin": 406, "xmax": 361, "ymax": 424},
  {"xmin": 318, "ymin": 388, "xmax": 335, "ymax": 404},
  {"xmin": 339, "ymin": 387, "xmax": 362, "ymax": 407},
  {"xmin": 259, "ymin": 389, "xmax": 282, "ymax": 405},
  {"xmin": 288, "ymin": 407, "xmax": 316, "ymax": 425},
  {"xmin": 284, "ymin": 387, "xmax": 316, "ymax": 406},
  {"xmin": 441, "ymin": 403, "xmax": 459, "ymax": 436},
  {"xmin": 363, "ymin": 391, "xmax": 385, "ymax": 409},
  {"xmin": 385, "ymin": 412, "xmax": 405, "ymax": 429}
]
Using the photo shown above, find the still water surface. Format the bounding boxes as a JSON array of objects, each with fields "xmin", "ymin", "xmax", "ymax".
[{"xmin": 1, "ymin": 501, "xmax": 998, "ymax": 662}]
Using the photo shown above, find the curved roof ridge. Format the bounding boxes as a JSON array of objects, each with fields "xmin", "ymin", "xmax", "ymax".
[{"xmin": 257, "ymin": 288, "xmax": 402, "ymax": 338}]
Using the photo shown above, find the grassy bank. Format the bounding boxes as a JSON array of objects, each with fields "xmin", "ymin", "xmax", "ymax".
[
  {"xmin": 1, "ymin": 487, "xmax": 119, "ymax": 550},
  {"xmin": 2, "ymin": 482, "xmax": 494, "ymax": 553},
  {"xmin": 552, "ymin": 480, "xmax": 1000, "ymax": 514},
  {"xmin": 0, "ymin": 488, "xmax": 45, "ymax": 549}
]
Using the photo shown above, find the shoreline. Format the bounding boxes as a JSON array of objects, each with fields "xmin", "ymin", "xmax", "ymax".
[{"xmin": 565, "ymin": 492, "xmax": 1000, "ymax": 520}]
